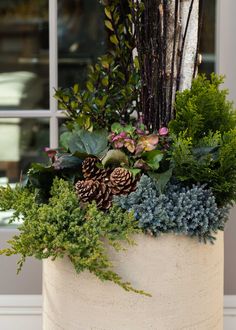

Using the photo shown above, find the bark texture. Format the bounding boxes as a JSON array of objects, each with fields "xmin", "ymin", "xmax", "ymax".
[
  {"xmin": 179, "ymin": 0, "xmax": 199, "ymax": 91},
  {"xmin": 132, "ymin": 0, "xmax": 200, "ymax": 129}
]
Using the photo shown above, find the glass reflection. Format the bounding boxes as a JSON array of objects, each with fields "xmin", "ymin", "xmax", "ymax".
[
  {"xmin": 199, "ymin": 0, "xmax": 216, "ymax": 75},
  {"xmin": 0, "ymin": 118, "xmax": 49, "ymax": 226},
  {"xmin": 0, "ymin": 0, "xmax": 49, "ymax": 110},
  {"xmin": 0, "ymin": 118, "xmax": 49, "ymax": 183},
  {"xmin": 58, "ymin": 0, "xmax": 106, "ymax": 88}
]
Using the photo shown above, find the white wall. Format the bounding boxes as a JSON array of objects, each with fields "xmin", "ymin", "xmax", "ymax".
[
  {"xmin": 0, "ymin": 229, "xmax": 42, "ymax": 294},
  {"xmin": 0, "ymin": 295, "xmax": 42, "ymax": 330},
  {"xmin": 217, "ymin": 0, "xmax": 236, "ymax": 295}
]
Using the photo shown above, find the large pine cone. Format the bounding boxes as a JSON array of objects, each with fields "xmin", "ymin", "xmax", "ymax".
[
  {"xmin": 82, "ymin": 157, "xmax": 109, "ymax": 181},
  {"xmin": 75, "ymin": 179, "xmax": 112, "ymax": 210},
  {"xmin": 109, "ymin": 167, "xmax": 137, "ymax": 195}
]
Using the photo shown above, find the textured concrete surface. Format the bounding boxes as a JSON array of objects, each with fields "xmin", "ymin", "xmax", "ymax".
[{"xmin": 43, "ymin": 233, "xmax": 223, "ymax": 330}]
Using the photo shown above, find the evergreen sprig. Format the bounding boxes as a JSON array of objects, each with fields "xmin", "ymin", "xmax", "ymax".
[
  {"xmin": 55, "ymin": 1, "xmax": 140, "ymax": 130},
  {"xmin": 0, "ymin": 178, "xmax": 150, "ymax": 296},
  {"xmin": 169, "ymin": 74, "xmax": 236, "ymax": 141}
]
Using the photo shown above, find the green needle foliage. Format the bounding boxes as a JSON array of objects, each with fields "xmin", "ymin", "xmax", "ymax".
[
  {"xmin": 0, "ymin": 178, "xmax": 150, "ymax": 296},
  {"xmin": 169, "ymin": 74, "xmax": 236, "ymax": 142},
  {"xmin": 168, "ymin": 75, "xmax": 236, "ymax": 207}
]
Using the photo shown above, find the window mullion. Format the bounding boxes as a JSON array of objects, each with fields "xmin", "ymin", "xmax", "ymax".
[
  {"xmin": 49, "ymin": 0, "xmax": 58, "ymax": 148},
  {"xmin": 0, "ymin": 110, "xmax": 51, "ymax": 118}
]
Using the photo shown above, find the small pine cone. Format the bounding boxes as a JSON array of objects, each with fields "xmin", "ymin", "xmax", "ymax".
[
  {"xmin": 95, "ymin": 182, "xmax": 112, "ymax": 210},
  {"xmin": 75, "ymin": 179, "xmax": 112, "ymax": 210},
  {"xmin": 75, "ymin": 179, "xmax": 99, "ymax": 203},
  {"xmin": 109, "ymin": 167, "xmax": 137, "ymax": 196},
  {"xmin": 82, "ymin": 157, "xmax": 109, "ymax": 181}
]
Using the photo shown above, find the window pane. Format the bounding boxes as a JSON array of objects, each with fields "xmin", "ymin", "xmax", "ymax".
[
  {"xmin": 199, "ymin": 0, "xmax": 216, "ymax": 75},
  {"xmin": 0, "ymin": 118, "xmax": 49, "ymax": 226},
  {"xmin": 0, "ymin": 0, "xmax": 49, "ymax": 110},
  {"xmin": 58, "ymin": 0, "xmax": 106, "ymax": 88}
]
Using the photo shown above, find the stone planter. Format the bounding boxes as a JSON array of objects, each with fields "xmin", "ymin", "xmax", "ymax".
[{"xmin": 43, "ymin": 233, "xmax": 223, "ymax": 330}]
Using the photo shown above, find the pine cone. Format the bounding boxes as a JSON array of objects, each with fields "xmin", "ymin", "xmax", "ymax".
[
  {"xmin": 109, "ymin": 167, "xmax": 137, "ymax": 196},
  {"xmin": 75, "ymin": 179, "xmax": 99, "ymax": 203},
  {"xmin": 75, "ymin": 179, "xmax": 112, "ymax": 210},
  {"xmin": 95, "ymin": 182, "xmax": 112, "ymax": 210},
  {"xmin": 82, "ymin": 157, "xmax": 109, "ymax": 181}
]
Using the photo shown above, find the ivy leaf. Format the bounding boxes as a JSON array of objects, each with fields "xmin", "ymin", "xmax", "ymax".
[
  {"xmin": 53, "ymin": 154, "xmax": 83, "ymax": 170},
  {"xmin": 102, "ymin": 150, "xmax": 129, "ymax": 167},
  {"xmin": 142, "ymin": 150, "xmax": 163, "ymax": 170},
  {"xmin": 60, "ymin": 131, "xmax": 72, "ymax": 150},
  {"xmin": 127, "ymin": 168, "xmax": 141, "ymax": 178},
  {"xmin": 148, "ymin": 168, "xmax": 173, "ymax": 194},
  {"xmin": 68, "ymin": 129, "xmax": 108, "ymax": 156}
]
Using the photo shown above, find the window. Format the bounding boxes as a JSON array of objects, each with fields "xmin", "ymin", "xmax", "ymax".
[
  {"xmin": 0, "ymin": 0, "xmax": 106, "ymax": 225},
  {"xmin": 199, "ymin": 0, "xmax": 216, "ymax": 75}
]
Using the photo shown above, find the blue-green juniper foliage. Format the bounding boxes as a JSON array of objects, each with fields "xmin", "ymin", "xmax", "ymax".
[{"xmin": 115, "ymin": 175, "xmax": 229, "ymax": 243}]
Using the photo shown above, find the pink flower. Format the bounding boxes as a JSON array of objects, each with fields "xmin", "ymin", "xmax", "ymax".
[
  {"xmin": 124, "ymin": 138, "xmax": 136, "ymax": 153},
  {"xmin": 135, "ymin": 134, "xmax": 159, "ymax": 154},
  {"xmin": 108, "ymin": 132, "xmax": 116, "ymax": 142},
  {"xmin": 136, "ymin": 128, "xmax": 146, "ymax": 136},
  {"xmin": 112, "ymin": 131, "xmax": 127, "ymax": 142},
  {"xmin": 44, "ymin": 147, "xmax": 57, "ymax": 163},
  {"xmin": 158, "ymin": 127, "xmax": 169, "ymax": 136},
  {"xmin": 44, "ymin": 147, "xmax": 57, "ymax": 158},
  {"xmin": 114, "ymin": 140, "xmax": 124, "ymax": 149}
]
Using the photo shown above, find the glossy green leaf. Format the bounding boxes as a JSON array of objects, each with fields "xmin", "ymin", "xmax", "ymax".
[
  {"xmin": 148, "ymin": 168, "xmax": 173, "ymax": 194},
  {"xmin": 110, "ymin": 34, "xmax": 119, "ymax": 45},
  {"xmin": 102, "ymin": 77, "xmax": 109, "ymax": 86},
  {"xmin": 142, "ymin": 150, "xmax": 163, "ymax": 170},
  {"xmin": 86, "ymin": 81, "xmax": 94, "ymax": 92},
  {"xmin": 102, "ymin": 149, "xmax": 129, "ymax": 167},
  {"xmin": 60, "ymin": 131, "xmax": 72, "ymax": 150},
  {"xmin": 105, "ymin": 20, "xmax": 114, "ymax": 31},
  {"xmin": 73, "ymin": 84, "xmax": 79, "ymax": 93},
  {"xmin": 111, "ymin": 122, "xmax": 123, "ymax": 133},
  {"xmin": 104, "ymin": 7, "xmax": 112, "ymax": 19},
  {"xmin": 67, "ymin": 128, "xmax": 108, "ymax": 156}
]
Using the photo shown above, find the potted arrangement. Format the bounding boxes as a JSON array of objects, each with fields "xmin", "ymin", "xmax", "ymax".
[{"xmin": 0, "ymin": 0, "xmax": 235, "ymax": 329}]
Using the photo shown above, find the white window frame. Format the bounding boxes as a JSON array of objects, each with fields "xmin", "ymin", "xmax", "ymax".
[{"xmin": 0, "ymin": 0, "xmax": 65, "ymax": 149}]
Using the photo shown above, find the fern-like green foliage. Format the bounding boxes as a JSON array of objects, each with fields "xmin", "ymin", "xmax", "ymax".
[
  {"xmin": 169, "ymin": 74, "xmax": 236, "ymax": 142},
  {"xmin": 168, "ymin": 74, "xmax": 236, "ymax": 206},
  {"xmin": 0, "ymin": 178, "xmax": 149, "ymax": 296},
  {"xmin": 170, "ymin": 129, "xmax": 236, "ymax": 206}
]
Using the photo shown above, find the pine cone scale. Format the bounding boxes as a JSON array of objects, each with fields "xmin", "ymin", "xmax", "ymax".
[{"xmin": 109, "ymin": 167, "xmax": 137, "ymax": 196}]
